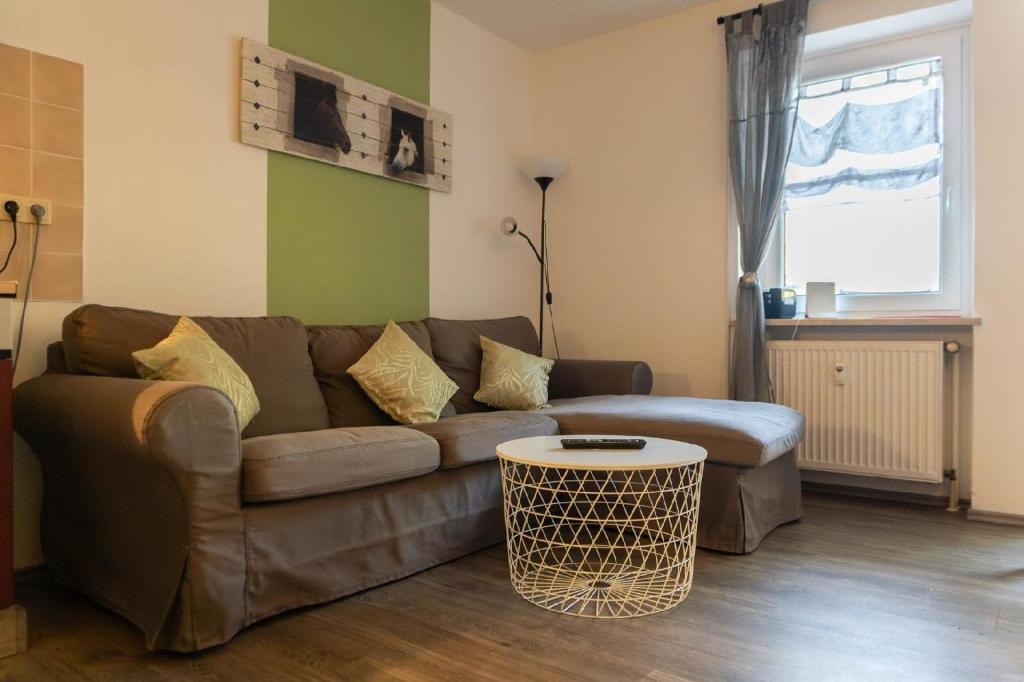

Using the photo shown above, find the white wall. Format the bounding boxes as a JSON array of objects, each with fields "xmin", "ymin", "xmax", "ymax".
[
  {"xmin": 806, "ymin": 0, "xmax": 953, "ymax": 34},
  {"xmin": 969, "ymin": 0, "xmax": 1024, "ymax": 517},
  {"xmin": 533, "ymin": 1, "xmax": 741, "ymax": 398},
  {"xmin": 429, "ymin": 3, "xmax": 539, "ymax": 324},
  {"xmin": 1, "ymin": 0, "xmax": 269, "ymax": 567}
]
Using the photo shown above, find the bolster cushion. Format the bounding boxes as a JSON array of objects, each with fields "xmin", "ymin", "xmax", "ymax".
[{"xmin": 548, "ymin": 359, "xmax": 653, "ymax": 399}]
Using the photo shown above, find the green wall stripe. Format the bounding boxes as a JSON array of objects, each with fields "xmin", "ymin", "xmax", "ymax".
[{"xmin": 267, "ymin": 0, "xmax": 430, "ymax": 325}]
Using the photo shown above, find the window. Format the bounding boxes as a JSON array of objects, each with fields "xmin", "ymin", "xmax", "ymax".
[
  {"xmin": 784, "ymin": 59, "xmax": 943, "ymax": 296},
  {"xmin": 755, "ymin": 29, "xmax": 970, "ymax": 314}
]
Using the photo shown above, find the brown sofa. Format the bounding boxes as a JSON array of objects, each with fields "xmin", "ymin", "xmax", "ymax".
[{"xmin": 14, "ymin": 305, "xmax": 804, "ymax": 652}]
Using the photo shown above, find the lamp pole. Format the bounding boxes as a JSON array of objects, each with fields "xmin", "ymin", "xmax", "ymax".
[{"xmin": 535, "ymin": 176, "xmax": 553, "ymax": 355}]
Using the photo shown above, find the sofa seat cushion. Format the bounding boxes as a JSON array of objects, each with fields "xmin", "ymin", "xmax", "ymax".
[
  {"xmin": 544, "ymin": 395, "xmax": 805, "ymax": 467},
  {"xmin": 242, "ymin": 427, "xmax": 440, "ymax": 503},
  {"xmin": 406, "ymin": 411, "xmax": 559, "ymax": 470},
  {"xmin": 61, "ymin": 304, "xmax": 329, "ymax": 439}
]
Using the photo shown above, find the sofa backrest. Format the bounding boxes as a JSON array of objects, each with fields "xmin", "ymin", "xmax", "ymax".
[
  {"xmin": 307, "ymin": 321, "xmax": 454, "ymax": 428},
  {"xmin": 425, "ymin": 316, "xmax": 540, "ymax": 413},
  {"xmin": 61, "ymin": 304, "xmax": 329, "ymax": 439}
]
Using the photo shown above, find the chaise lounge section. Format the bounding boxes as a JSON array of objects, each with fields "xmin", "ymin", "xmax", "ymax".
[
  {"xmin": 14, "ymin": 305, "xmax": 804, "ymax": 651},
  {"xmin": 543, "ymin": 394, "xmax": 804, "ymax": 553}
]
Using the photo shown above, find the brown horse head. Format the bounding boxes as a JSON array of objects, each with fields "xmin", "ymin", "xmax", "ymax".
[{"xmin": 312, "ymin": 100, "xmax": 352, "ymax": 154}]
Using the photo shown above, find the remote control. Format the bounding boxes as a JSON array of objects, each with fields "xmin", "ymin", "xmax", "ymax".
[{"xmin": 560, "ymin": 438, "xmax": 647, "ymax": 450}]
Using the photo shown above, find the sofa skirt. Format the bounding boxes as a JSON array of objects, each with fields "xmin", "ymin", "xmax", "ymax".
[
  {"xmin": 241, "ymin": 449, "xmax": 803, "ymax": 626},
  {"xmin": 242, "ymin": 461, "xmax": 505, "ymax": 625},
  {"xmin": 697, "ymin": 450, "xmax": 802, "ymax": 554}
]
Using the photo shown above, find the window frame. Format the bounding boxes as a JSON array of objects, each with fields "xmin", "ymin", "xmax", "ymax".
[{"xmin": 731, "ymin": 26, "xmax": 973, "ymax": 316}]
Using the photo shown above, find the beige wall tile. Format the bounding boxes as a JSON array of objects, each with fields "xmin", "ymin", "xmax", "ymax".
[
  {"xmin": 0, "ymin": 96, "xmax": 30, "ymax": 149},
  {"xmin": 15, "ymin": 52, "xmax": 86, "ymax": 303},
  {"xmin": 26, "ymin": 252, "xmax": 81, "ymax": 300},
  {"xmin": 32, "ymin": 102, "xmax": 82, "ymax": 158},
  {"xmin": 32, "ymin": 152, "xmax": 82, "ymax": 205},
  {"xmin": 0, "ymin": 146, "xmax": 31, "ymax": 195},
  {"xmin": 36, "ymin": 204, "xmax": 81, "ymax": 254},
  {"xmin": 31, "ymin": 52, "xmax": 83, "ymax": 110},
  {"xmin": 0, "ymin": 246, "xmax": 28, "ymax": 291},
  {"xmin": 0, "ymin": 44, "xmax": 30, "ymax": 98}
]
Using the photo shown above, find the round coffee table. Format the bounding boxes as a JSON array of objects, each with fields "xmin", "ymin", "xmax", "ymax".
[{"xmin": 496, "ymin": 435, "xmax": 706, "ymax": 619}]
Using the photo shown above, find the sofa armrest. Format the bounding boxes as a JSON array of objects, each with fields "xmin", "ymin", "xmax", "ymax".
[
  {"xmin": 548, "ymin": 359, "xmax": 653, "ymax": 399},
  {"xmin": 14, "ymin": 374, "xmax": 246, "ymax": 651}
]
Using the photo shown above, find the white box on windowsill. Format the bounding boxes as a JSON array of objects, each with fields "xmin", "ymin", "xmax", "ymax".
[{"xmin": 806, "ymin": 282, "xmax": 836, "ymax": 318}]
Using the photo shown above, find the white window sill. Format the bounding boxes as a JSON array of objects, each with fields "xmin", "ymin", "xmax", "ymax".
[{"xmin": 729, "ymin": 316, "xmax": 981, "ymax": 328}]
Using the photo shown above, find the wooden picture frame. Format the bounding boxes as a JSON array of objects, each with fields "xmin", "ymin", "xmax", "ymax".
[{"xmin": 239, "ymin": 39, "xmax": 453, "ymax": 193}]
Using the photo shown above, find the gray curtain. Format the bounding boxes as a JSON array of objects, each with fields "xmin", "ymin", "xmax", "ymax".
[{"xmin": 726, "ymin": 0, "xmax": 808, "ymax": 402}]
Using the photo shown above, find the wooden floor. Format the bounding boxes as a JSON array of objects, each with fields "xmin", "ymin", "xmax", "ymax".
[{"xmin": 1, "ymin": 493, "xmax": 1023, "ymax": 681}]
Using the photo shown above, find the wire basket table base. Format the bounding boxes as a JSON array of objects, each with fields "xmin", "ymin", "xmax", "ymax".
[{"xmin": 499, "ymin": 458, "xmax": 704, "ymax": 618}]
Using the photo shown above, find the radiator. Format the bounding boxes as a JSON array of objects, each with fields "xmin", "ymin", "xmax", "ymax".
[{"xmin": 767, "ymin": 340, "xmax": 945, "ymax": 483}]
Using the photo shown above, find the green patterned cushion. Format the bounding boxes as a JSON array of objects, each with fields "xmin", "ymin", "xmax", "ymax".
[
  {"xmin": 474, "ymin": 335, "xmax": 554, "ymax": 411},
  {"xmin": 347, "ymin": 320, "xmax": 459, "ymax": 425},
  {"xmin": 132, "ymin": 316, "xmax": 261, "ymax": 429}
]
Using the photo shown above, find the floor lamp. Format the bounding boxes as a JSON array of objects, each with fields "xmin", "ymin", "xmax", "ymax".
[{"xmin": 500, "ymin": 157, "xmax": 568, "ymax": 356}]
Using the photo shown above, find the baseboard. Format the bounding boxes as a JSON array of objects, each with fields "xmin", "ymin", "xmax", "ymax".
[
  {"xmin": 0, "ymin": 605, "xmax": 27, "ymax": 658},
  {"xmin": 802, "ymin": 481, "xmax": 968, "ymax": 509},
  {"xmin": 966, "ymin": 508, "xmax": 1024, "ymax": 527}
]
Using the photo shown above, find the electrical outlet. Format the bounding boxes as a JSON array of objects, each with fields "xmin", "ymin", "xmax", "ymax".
[{"xmin": 0, "ymin": 195, "xmax": 52, "ymax": 225}]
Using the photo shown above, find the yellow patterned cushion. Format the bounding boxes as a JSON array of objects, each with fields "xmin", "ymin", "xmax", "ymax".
[
  {"xmin": 347, "ymin": 320, "xmax": 459, "ymax": 425},
  {"xmin": 474, "ymin": 336, "xmax": 555, "ymax": 411},
  {"xmin": 132, "ymin": 316, "xmax": 261, "ymax": 429}
]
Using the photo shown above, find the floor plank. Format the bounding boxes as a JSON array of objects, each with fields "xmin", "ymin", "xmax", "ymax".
[{"xmin": 1, "ymin": 493, "xmax": 1022, "ymax": 681}]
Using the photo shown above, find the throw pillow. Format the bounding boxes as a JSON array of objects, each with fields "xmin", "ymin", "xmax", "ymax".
[
  {"xmin": 473, "ymin": 335, "xmax": 554, "ymax": 410},
  {"xmin": 132, "ymin": 316, "xmax": 261, "ymax": 429},
  {"xmin": 347, "ymin": 320, "xmax": 459, "ymax": 424}
]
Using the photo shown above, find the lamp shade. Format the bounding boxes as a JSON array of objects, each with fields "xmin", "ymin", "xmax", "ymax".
[{"xmin": 521, "ymin": 156, "xmax": 568, "ymax": 181}]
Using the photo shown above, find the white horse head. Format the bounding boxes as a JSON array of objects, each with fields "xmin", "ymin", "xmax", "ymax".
[{"xmin": 390, "ymin": 129, "xmax": 418, "ymax": 174}]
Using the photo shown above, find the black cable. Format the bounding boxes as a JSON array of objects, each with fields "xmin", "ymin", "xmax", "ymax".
[
  {"xmin": 0, "ymin": 203, "xmax": 18, "ymax": 275},
  {"xmin": 547, "ymin": 300, "xmax": 560, "ymax": 360},
  {"xmin": 13, "ymin": 206, "xmax": 43, "ymax": 375},
  {"xmin": 0, "ymin": 223, "xmax": 17, "ymax": 274}
]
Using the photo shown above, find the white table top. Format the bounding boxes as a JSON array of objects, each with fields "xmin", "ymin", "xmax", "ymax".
[{"xmin": 496, "ymin": 436, "xmax": 707, "ymax": 471}]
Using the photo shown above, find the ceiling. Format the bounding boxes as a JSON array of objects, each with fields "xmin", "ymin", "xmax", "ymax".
[{"xmin": 434, "ymin": 0, "xmax": 713, "ymax": 52}]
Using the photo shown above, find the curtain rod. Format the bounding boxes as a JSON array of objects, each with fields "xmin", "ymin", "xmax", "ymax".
[
  {"xmin": 716, "ymin": 3, "xmax": 763, "ymax": 25},
  {"xmin": 716, "ymin": 0, "xmax": 814, "ymax": 25}
]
